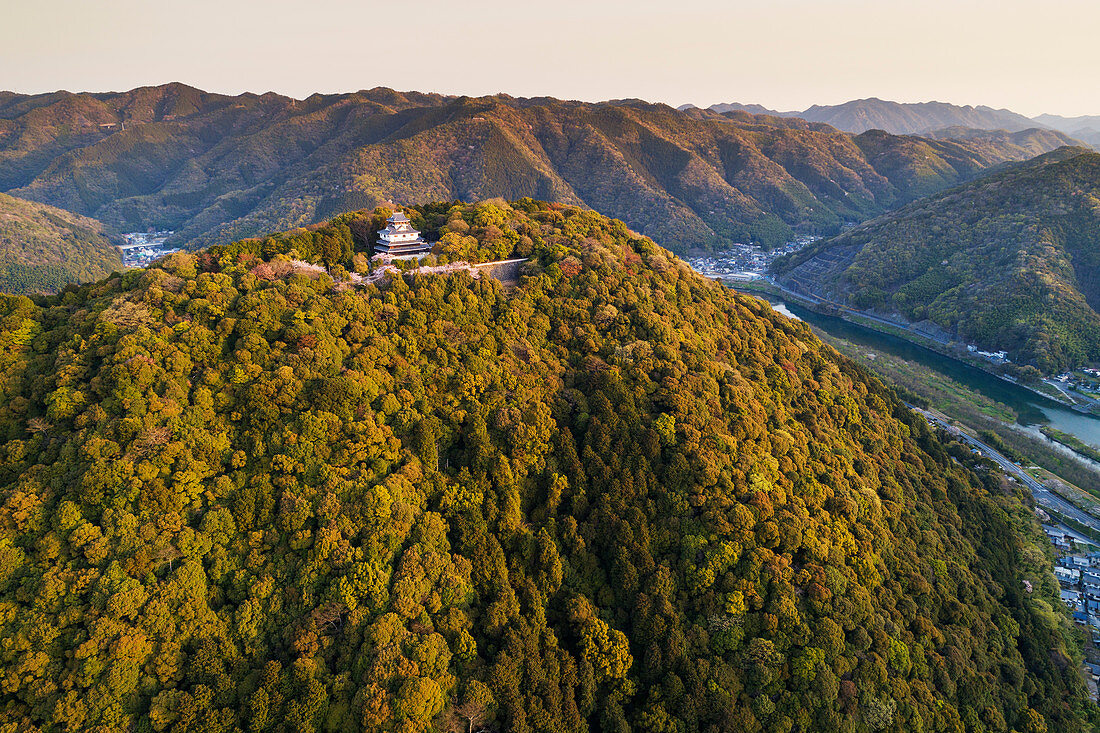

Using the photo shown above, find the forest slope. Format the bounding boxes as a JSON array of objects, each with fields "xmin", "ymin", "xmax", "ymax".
[
  {"xmin": 0, "ymin": 191, "xmax": 122, "ymax": 294},
  {"xmin": 775, "ymin": 149, "xmax": 1100, "ymax": 371},
  {"xmin": 0, "ymin": 84, "xmax": 1078, "ymax": 253},
  {"xmin": 0, "ymin": 199, "xmax": 1089, "ymax": 732}
]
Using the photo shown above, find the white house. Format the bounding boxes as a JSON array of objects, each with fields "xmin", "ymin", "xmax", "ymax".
[{"xmin": 1056, "ymin": 566, "xmax": 1081, "ymax": 584}]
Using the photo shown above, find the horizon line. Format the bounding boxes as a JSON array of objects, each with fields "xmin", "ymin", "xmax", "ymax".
[{"xmin": 1, "ymin": 81, "xmax": 1095, "ymax": 120}]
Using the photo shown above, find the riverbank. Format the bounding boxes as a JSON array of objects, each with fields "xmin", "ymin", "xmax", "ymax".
[
  {"xmin": 1018, "ymin": 424, "xmax": 1100, "ymax": 475},
  {"xmin": 1043, "ymin": 426, "xmax": 1100, "ymax": 466},
  {"xmin": 728, "ymin": 277, "xmax": 1095, "ymax": 414}
]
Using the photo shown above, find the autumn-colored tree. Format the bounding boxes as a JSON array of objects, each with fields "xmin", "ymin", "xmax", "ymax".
[{"xmin": 0, "ymin": 200, "xmax": 1090, "ymax": 733}]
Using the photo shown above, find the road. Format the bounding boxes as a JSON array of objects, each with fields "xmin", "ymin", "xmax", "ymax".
[
  {"xmin": 914, "ymin": 407, "xmax": 1100, "ymax": 532},
  {"xmin": 1043, "ymin": 377, "xmax": 1100, "ymax": 414},
  {"xmin": 757, "ymin": 275, "xmax": 1095, "ymax": 415},
  {"xmin": 758, "ymin": 276, "xmax": 954, "ymax": 347}
]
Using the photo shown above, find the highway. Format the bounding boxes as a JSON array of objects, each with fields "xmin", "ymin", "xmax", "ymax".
[{"xmin": 914, "ymin": 407, "xmax": 1100, "ymax": 532}]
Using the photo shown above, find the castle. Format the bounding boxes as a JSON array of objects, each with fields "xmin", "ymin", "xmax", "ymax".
[{"xmin": 374, "ymin": 212, "xmax": 431, "ymax": 258}]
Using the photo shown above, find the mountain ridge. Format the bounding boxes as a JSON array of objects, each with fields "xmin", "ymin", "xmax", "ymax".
[
  {"xmin": 690, "ymin": 98, "xmax": 1100, "ymax": 141},
  {"xmin": 0, "ymin": 84, "xmax": 1081, "ymax": 255},
  {"xmin": 1034, "ymin": 113, "xmax": 1100, "ymax": 148},
  {"xmin": 799, "ymin": 98, "xmax": 1039, "ymax": 135}
]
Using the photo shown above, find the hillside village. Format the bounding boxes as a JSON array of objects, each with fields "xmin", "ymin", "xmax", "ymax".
[
  {"xmin": 685, "ymin": 236, "xmax": 818, "ymax": 281},
  {"xmin": 1047, "ymin": 528, "xmax": 1100, "ymax": 695}
]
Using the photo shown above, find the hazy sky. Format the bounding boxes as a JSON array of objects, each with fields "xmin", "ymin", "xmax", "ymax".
[{"xmin": 3, "ymin": 0, "xmax": 1099, "ymax": 116}]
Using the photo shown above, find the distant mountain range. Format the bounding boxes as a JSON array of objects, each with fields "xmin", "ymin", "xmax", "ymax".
[
  {"xmin": 801, "ymin": 99, "xmax": 1037, "ymax": 135},
  {"xmin": 0, "ymin": 84, "xmax": 1081, "ymax": 254},
  {"xmin": 1034, "ymin": 113, "xmax": 1100, "ymax": 147},
  {"xmin": 700, "ymin": 102, "xmax": 793, "ymax": 117},
  {"xmin": 684, "ymin": 98, "xmax": 1099, "ymax": 141},
  {"xmin": 774, "ymin": 148, "xmax": 1100, "ymax": 371}
]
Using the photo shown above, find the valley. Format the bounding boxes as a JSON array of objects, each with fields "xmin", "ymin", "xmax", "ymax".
[
  {"xmin": 119, "ymin": 230, "xmax": 180, "ymax": 267},
  {"xmin": 773, "ymin": 149, "xmax": 1100, "ymax": 376}
]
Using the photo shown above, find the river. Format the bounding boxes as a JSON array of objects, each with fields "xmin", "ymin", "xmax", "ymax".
[{"xmin": 744, "ymin": 291, "xmax": 1100, "ymax": 452}]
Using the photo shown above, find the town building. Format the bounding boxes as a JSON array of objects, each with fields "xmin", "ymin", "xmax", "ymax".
[
  {"xmin": 1056, "ymin": 566, "xmax": 1081, "ymax": 584},
  {"xmin": 375, "ymin": 212, "xmax": 431, "ymax": 258}
]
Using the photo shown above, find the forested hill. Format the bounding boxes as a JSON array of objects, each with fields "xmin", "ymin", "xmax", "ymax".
[
  {"xmin": 0, "ymin": 83, "xmax": 1078, "ymax": 253},
  {"xmin": 0, "ymin": 199, "xmax": 1090, "ymax": 732},
  {"xmin": 774, "ymin": 148, "xmax": 1100, "ymax": 372},
  {"xmin": 0, "ymin": 191, "xmax": 122, "ymax": 294}
]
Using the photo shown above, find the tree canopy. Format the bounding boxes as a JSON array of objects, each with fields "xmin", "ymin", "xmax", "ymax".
[{"xmin": 0, "ymin": 199, "xmax": 1090, "ymax": 732}]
